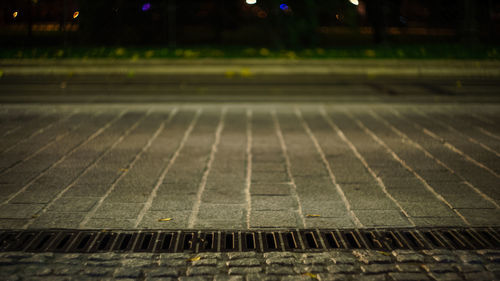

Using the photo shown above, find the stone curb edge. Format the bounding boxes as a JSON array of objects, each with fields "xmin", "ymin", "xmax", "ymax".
[{"xmin": 1, "ymin": 59, "xmax": 499, "ymax": 78}]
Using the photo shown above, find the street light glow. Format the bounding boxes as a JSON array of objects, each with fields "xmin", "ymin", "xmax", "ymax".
[
  {"xmin": 13, "ymin": 11, "xmax": 18, "ymax": 19},
  {"xmin": 349, "ymin": 0, "xmax": 359, "ymax": 5},
  {"xmin": 73, "ymin": 11, "xmax": 79, "ymax": 19},
  {"xmin": 246, "ymin": 0, "xmax": 257, "ymax": 4}
]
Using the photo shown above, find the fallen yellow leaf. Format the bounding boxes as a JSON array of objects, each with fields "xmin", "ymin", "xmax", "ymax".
[
  {"xmin": 187, "ymin": 256, "xmax": 201, "ymax": 262},
  {"xmin": 119, "ymin": 168, "xmax": 128, "ymax": 172},
  {"xmin": 158, "ymin": 218, "xmax": 172, "ymax": 222},
  {"xmin": 306, "ymin": 214, "xmax": 321, "ymax": 217},
  {"xmin": 377, "ymin": 251, "xmax": 391, "ymax": 256},
  {"xmin": 303, "ymin": 272, "xmax": 318, "ymax": 279}
]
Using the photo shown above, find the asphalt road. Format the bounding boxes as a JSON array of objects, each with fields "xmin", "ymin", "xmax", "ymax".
[{"xmin": 0, "ymin": 74, "xmax": 500, "ymax": 103}]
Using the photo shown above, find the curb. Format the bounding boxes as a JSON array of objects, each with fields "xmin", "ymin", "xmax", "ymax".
[{"xmin": 1, "ymin": 59, "xmax": 500, "ymax": 78}]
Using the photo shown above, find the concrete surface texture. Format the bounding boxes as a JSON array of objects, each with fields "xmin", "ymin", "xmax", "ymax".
[{"xmin": 0, "ymin": 103, "xmax": 498, "ymax": 230}]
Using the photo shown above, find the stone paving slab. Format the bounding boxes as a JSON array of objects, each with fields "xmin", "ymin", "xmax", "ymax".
[
  {"xmin": 0, "ymin": 249, "xmax": 499, "ymax": 280},
  {"xmin": 0, "ymin": 103, "xmax": 499, "ymax": 230}
]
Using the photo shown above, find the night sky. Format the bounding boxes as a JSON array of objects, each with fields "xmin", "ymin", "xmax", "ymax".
[{"xmin": 1, "ymin": 0, "xmax": 499, "ymax": 46}]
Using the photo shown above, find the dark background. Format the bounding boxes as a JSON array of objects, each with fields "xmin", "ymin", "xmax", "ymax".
[{"xmin": 1, "ymin": 0, "xmax": 499, "ymax": 48}]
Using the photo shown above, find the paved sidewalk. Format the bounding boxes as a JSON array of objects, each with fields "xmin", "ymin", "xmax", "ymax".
[{"xmin": 0, "ymin": 103, "xmax": 499, "ymax": 230}]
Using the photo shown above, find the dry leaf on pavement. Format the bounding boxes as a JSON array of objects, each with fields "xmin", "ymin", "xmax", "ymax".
[
  {"xmin": 303, "ymin": 272, "xmax": 318, "ymax": 279},
  {"xmin": 187, "ymin": 256, "xmax": 201, "ymax": 262}
]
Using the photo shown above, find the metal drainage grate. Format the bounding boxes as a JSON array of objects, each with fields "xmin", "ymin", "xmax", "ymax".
[{"xmin": 0, "ymin": 228, "xmax": 498, "ymax": 253}]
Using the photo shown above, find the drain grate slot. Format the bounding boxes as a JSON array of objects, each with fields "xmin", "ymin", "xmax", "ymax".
[
  {"xmin": 0, "ymin": 228, "xmax": 498, "ymax": 253},
  {"xmin": 90, "ymin": 232, "xmax": 117, "ymax": 252},
  {"xmin": 47, "ymin": 232, "xmax": 77, "ymax": 252},
  {"xmin": 364, "ymin": 231, "xmax": 385, "ymax": 249},
  {"xmin": 154, "ymin": 232, "xmax": 176, "ymax": 253},
  {"xmin": 134, "ymin": 232, "xmax": 157, "ymax": 252},
  {"xmin": 179, "ymin": 232, "xmax": 197, "ymax": 252},
  {"xmin": 68, "ymin": 232, "xmax": 98, "ymax": 253},
  {"xmin": 6, "ymin": 232, "xmax": 39, "ymax": 251},
  {"xmin": 56, "ymin": 234, "xmax": 72, "ymax": 250},
  {"xmin": 401, "ymin": 231, "xmax": 426, "ymax": 250},
  {"xmin": 379, "ymin": 231, "xmax": 408, "ymax": 250},
  {"xmin": 341, "ymin": 231, "xmax": 364, "ymax": 249},
  {"xmin": 440, "ymin": 230, "xmax": 469, "ymax": 250},
  {"xmin": 301, "ymin": 231, "xmax": 321, "ymax": 250},
  {"xmin": 322, "ymin": 231, "xmax": 343, "ymax": 249},
  {"xmin": 0, "ymin": 232, "xmax": 17, "ymax": 250},
  {"xmin": 221, "ymin": 232, "xmax": 238, "ymax": 251},
  {"xmin": 199, "ymin": 232, "xmax": 217, "ymax": 252},
  {"xmin": 422, "ymin": 231, "xmax": 446, "ymax": 248},
  {"xmin": 113, "ymin": 233, "xmax": 137, "ymax": 252},
  {"xmin": 476, "ymin": 229, "xmax": 500, "ymax": 248},
  {"xmin": 242, "ymin": 232, "xmax": 256, "ymax": 251},
  {"xmin": 263, "ymin": 232, "xmax": 280, "ymax": 251},
  {"xmin": 283, "ymin": 231, "xmax": 300, "ymax": 250},
  {"xmin": 26, "ymin": 232, "xmax": 57, "ymax": 252},
  {"xmin": 459, "ymin": 229, "xmax": 486, "ymax": 248}
]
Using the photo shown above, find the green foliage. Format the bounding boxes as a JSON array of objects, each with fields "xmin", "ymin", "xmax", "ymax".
[{"xmin": 0, "ymin": 45, "xmax": 498, "ymax": 60}]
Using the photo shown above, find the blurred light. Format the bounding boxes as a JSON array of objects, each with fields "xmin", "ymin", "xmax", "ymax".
[
  {"xmin": 349, "ymin": 0, "xmax": 359, "ymax": 5},
  {"xmin": 142, "ymin": 3, "xmax": 151, "ymax": 11},
  {"xmin": 13, "ymin": 11, "xmax": 18, "ymax": 19},
  {"xmin": 73, "ymin": 11, "xmax": 79, "ymax": 19},
  {"xmin": 246, "ymin": 0, "xmax": 257, "ymax": 4},
  {"xmin": 280, "ymin": 4, "xmax": 289, "ymax": 11}
]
